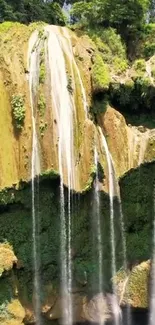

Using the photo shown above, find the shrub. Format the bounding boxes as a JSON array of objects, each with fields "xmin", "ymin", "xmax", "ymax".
[
  {"xmin": 38, "ymin": 93, "xmax": 46, "ymax": 117},
  {"xmin": 92, "ymin": 53, "xmax": 110, "ymax": 93},
  {"xmin": 11, "ymin": 94, "xmax": 25, "ymax": 130},
  {"xmin": 88, "ymin": 27, "xmax": 126, "ymax": 60},
  {"xmin": 90, "ymin": 96, "xmax": 109, "ymax": 117},
  {"xmin": 133, "ymin": 59, "xmax": 146, "ymax": 73},
  {"xmin": 113, "ymin": 57, "xmax": 128, "ymax": 74},
  {"xmin": 39, "ymin": 121, "xmax": 47, "ymax": 137},
  {"xmin": 39, "ymin": 47, "xmax": 45, "ymax": 84},
  {"xmin": 143, "ymin": 43, "xmax": 155, "ymax": 59},
  {"xmin": 67, "ymin": 74, "xmax": 73, "ymax": 94},
  {"xmin": 100, "ymin": 28, "xmax": 126, "ymax": 59}
]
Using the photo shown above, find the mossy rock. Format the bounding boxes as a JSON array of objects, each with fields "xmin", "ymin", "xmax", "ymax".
[
  {"xmin": 0, "ymin": 243, "xmax": 17, "ymax": 276},
  {"xmin": 113, "ymin": 260, "xmax": 150, "ymax": 308},
  {"xmin": 92, "ymin": 53, "xmax": 110, "ymax": 94},
  {"xmin": 0, "ymin": 299, "xmax": 25, "ymax": 325}
]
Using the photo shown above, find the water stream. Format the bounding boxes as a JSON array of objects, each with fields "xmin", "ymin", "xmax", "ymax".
[
  {"xmin": 94, "ymin": 146, "xmax": 104, "ymax": 325},
  {"xmin": 99, "ymin": 127, "xmax": 121, "ymax": 325},
  {"xmin": 26, "ymin": 25, "xmax": 143, "ymax": 325},
  {"xmin": 28, "ymin": 31, "xmax": 41, "ymax": 324},
  {"xmin": 149, "ymin": 183, "xmax": 155, "ymax": 325},
  {"xmin": 45, "ymin": 25, "xmax": 75, "ymax": 325}
]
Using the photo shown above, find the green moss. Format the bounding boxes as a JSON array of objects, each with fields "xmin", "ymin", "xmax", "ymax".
[
  {"xmin": 120, "ymin": 162, "xmax": 155, "ymax": 262},
  {"xmin": 0, "ymin": 243, "xmax": 17, "ymax": 276},
  {"xmin": 0, "ymin": 22, "xmax": 21, "ymax": 35},
  {"xmin": 108, "ymin": 75, "xmax": 155, "ymax": 114},
  {"xmin": 39, "ymin": 47, "xmax": 46, "ymax": 84},
  {"xmin": 92, "ymin": 53, "xmax": 110, "ymax": 93},
  {"xmin": 39, "ymin": 63, "xmax": 46, "ymax": 84},
  {"xmin": 113, "ymin": 57, "xmax": 128, "ymax": 74},
  {"xmin": 11, "ymin": 94, "xmax": 25, "ymax": 130},
  {"xmin": 113, "ymin": 261, "xmax": 149, "ymax": 308},
  {"xmin": 39, "ymin": 120, "xmax": 48, "ymax": 137},
  {"xmin": 88, "ymin": 27, "xmax": 126, "ymax": 61},
  {"xmin": 133, "ymin": 59, "xmax": 146, "ymax": 73},
  {"xmin": 90, "ymin": 96, "xmax": 108, "ymax": 121},
  {"xmin": 140, "ymin": 24, "xmax": 155, "ymax": 59},
  {"xmin": 38, "ymin": 92, "xmax": 46, "ymax": 117},
  {"xmin": 67, "ymin": 73, "xmax": 73, "ymax": 94},
  {"xmin": 109, "ymin": 80, "xmax": 134, "ymax": 107},
  {"xmin": 40, "ymin": 169, "xmax": 59, "ymax": 179},
  {"xmin": 39, "ymin": 120, "xmax": 47, "ymax": 137}
]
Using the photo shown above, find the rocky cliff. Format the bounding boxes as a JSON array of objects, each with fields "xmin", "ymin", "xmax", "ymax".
[{"xmin": 0, "ymin": 22, "xmax": 155, "ymax": 323}]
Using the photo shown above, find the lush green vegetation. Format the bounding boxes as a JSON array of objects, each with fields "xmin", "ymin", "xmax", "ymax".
[
  {"xmin": 71, "ymin": 0, "xmax": 155, "ymax": 57},
  {"xmin": 11, "ymin": 94, "xmax": 25, "ymax": 130},
  {"xmin": 0, "ymin": 0, "xmax": 66, "ymax": 25},
  {"xmin": 92, "ymin": 53, "xmax": 110, "ymax": 93}
]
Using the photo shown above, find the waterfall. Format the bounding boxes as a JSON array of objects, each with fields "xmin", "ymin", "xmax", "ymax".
[
  {"xmin": 149, "ymin": 183, "xmax": 155, "ymax": 325},
  {"xmin": 28, "ymin": 31, "xmax": 41, "ymax": 324},
  {"xmin": 118, "ymin": 197, "xmax": 132, "ymax": 325},
  {"xmin": 94, "ymin": 146, "xmax": 104, "ymax": 325},
  {"xmin": 61, "ymin": 28, "xmax": 88, "ymax": 117},
  {"xmin": 138, "ymin": 130, "xmax": 150, "ymax": 166},
  {"xmin": 99, "ymin": 127, "xmax": 121, "ymax": 325},
  {"xmin": 45, "ymin": 25, "xmax": 77, "ymax": 325},
  {"xmin": 128, "ymin": 126, "xmax": 150, "ymax": 169}
]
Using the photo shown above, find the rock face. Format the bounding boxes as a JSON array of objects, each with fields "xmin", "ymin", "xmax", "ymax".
[
  {"xmin": 0, "ymin": 299, "xmax": 25, "ymax": 325},
  {"xmin": 0, "ymin": 244, "xmax": 25, "ymax": 324},
  {"xmin": 113, "ymin": 261, "xmax": 150, "ymax": 308},
  {"xmin": 0, "ymin": 23, "xmax": 155, "ymax": 192},
  {"xmin": 98, "ymin": 106, "xmax": 155, "ymax": 178},
  {"xmin": 0, "ymin": 22, "xmax": 155, "ymax": 324},
  {"xmin": 0, "ymin": 242, "xmax": 17, "ymax": 276},
  {"xmin": 26, "ymin": 292, "xmax": 116, "ymax": 323}
]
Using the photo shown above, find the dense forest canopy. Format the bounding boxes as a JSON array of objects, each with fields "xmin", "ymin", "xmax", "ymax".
[
  {"xmin": 0, "ymin": 0, "xmax": 67, "ymax": 24},
  {"xmin": 1, "ymin": 0, "xmax": 155, "ymax": 52},
  {"xmin": 0, "ymin": 0, "xmax": 155, "ymax": 25}
]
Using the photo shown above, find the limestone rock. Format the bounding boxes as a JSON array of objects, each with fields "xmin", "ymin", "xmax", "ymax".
[
  {"xmin": 0, "ymin": 242, "xmax": 17, "ymax": 276},
  {"xmin": 41, "ymin": 291, "xmax": 118, "ymax": 323},
  {"xmin": 0, "ymin": 299, "xmax": 25, "ymax": 325},
  {"xmin": 113, "ymin": 260, "xmax": 150, "ymax": 308},
  {"xmin": 98, "ymin": 106, "xmax": 155, "ymax": 180},
  {"xmin": 81, "ymin": 293, "xmax": 112, "ymax": 323}
]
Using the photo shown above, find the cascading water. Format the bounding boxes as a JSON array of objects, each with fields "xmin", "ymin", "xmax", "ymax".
[
  {"xmin": 61, "ymin": 28, "xmax": 88, "ymax": 116},
  {"xmin": 94, "ymin": 146, "xmax": 104, "ymax": 325},
  {"xmin": 45, "ymin": 25, "xmax": 77, "ymax": 325},
  {"xmin": 118, "ymin": 197, "xmax": 132, "ymax": 325},
  {"xmin": 99, "ymin": 127, "xmax": 121, "ymax": 325},
  {"xmin": 28, "ymin": 32, "xmax": 41, "ymax": 324},
  {"xmin": 149, "ymin": 183, "xmax": 155, "ymax": 325}
]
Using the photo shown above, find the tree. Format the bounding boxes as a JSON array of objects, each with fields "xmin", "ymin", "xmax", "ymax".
[
  {"xmin": 0, "ymin": 0, "xmax": 66, "ymax": 24},
  {"xmin": 0, "ymin": 0, "xmax": 17, "ymax": 21},
  {"xmin": 71, "ymin": 0, "xmax": 150, "ymax": 48},
  {"xmin": 149, "ymin": 0, "xmax": 155, "ymax": 22}
]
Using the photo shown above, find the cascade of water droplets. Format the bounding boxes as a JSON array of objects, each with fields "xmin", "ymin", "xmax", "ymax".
[
  {"xmin": 94, "ymin": 146, "xmax": 104, "ymax": 325},
  {"xmin": 99, "ymin": 127, "xmax": 121, "ymax": 325},
  {"xmin": 149, "ymin": 182, "xmax": 155, "ymax": 325},
  {"xmin": 28, "ymin": 31, "xmax": 41, "ymax": 325}
]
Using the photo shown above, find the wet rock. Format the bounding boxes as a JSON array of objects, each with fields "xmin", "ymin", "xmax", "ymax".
[
  {"xmin": 42, "ymin": 292, "xmax": 119, "ymax": 323},
  {"xmin": 0, "ymin": 242, "xmax": 17, "ymax": 276},
  {"xmin": 113, "ymin": 260, "xmax": 150, "ymax": 308}
]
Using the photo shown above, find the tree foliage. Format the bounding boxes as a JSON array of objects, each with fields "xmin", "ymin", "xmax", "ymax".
[
  {"xmin": 71, "ymin": 0, "xmax": 154, "ymax": 48},
  {"xmin": 0, "ymin": 0, "xmax": 66, "ymax": 25}
]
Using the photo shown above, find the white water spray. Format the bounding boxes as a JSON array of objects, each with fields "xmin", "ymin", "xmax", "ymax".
[
  {"xmin": 149, "ymin": 183, "xmax": 155, "ymax": 325},
  {"xmin": 45, "ymin": 25, "xmax": 76, "ymax": 325},
  {"xmin": 99, "ymin": 127, "xmax": 120, "ymax": 325},
  {"xmin": 28, "ymin": 31, "xmax": 41, "ymax": 325},
  {"xmin": 61, "ymin": 28, "xmax": 88, "ymax": 117},
  {"xmin": 94, "ymin": 146, "xmax": 104, "ymax": 325}
]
